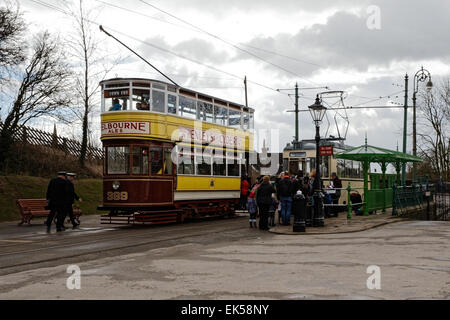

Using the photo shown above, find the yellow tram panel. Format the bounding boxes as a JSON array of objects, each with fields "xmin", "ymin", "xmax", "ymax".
[
  {"xmin": 101, "ymin": 112, "xmax": 253, "ymax": 152},
  {"xmin": 176, "ymin": 176, "xmax": 240, "ymax": 191}
]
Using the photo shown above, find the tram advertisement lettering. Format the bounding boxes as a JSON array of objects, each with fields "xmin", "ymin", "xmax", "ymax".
[
  {"xmin": 178, "ymin": 127, "xmax": 243, "ymax": 148},
  {"xmin": 101, "ymin": 121, "xmax": 150, "ymax": 135}
]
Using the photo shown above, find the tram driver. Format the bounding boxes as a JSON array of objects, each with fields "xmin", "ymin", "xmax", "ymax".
[{"xmin": 110, "ymin": 98, "xmax": 122, "ymax": 111}]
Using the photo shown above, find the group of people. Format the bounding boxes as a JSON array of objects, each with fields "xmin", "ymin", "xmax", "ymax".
[
  {"xmin": 45, "ymin": 171, "xmax": 82, "ymax": 233},
  {"xmin": 242, "ymin": 170, "xmax": 342, "ymax": 230}
]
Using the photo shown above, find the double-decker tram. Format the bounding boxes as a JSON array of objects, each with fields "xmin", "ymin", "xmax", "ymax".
[{"xmin": 98, "ymin": 78, "xmax": 254, "ymax": 224}]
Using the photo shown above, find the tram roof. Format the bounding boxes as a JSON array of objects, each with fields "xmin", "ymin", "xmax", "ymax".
[{"xmin": 100, "ymin": 77, "xmax": 255, "ymax": 112}]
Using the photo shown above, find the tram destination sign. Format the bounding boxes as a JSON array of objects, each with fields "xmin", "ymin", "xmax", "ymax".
[
  {"xmin": 104, "ymin": 89, "xmax": 129, "ymax": 98},
  {"xmin": 319, "ymin": 145, "xmax": 334, "ymax": 156},
  {"xmin": 101, "ymin": 121, "xmax": 150, "ymax": 135}
]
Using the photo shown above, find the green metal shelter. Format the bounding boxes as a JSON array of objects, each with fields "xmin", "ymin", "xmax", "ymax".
[{"xmin": 335, "ymin": 141, "xmax": 422, "ymax": 216}]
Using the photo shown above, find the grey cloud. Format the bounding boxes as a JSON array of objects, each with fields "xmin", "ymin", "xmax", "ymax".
[{"xmin": 239, "ymin": 0, "xmax": 450, "ymax": 78}]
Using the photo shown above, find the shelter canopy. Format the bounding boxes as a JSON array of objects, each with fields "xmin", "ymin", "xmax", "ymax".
[{"xmin": 335, "ymin": 144, "xmax": 422, "ymax": 163}]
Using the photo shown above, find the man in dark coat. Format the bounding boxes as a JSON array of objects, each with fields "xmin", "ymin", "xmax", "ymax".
[
  {"xmin": 64, "ymin": 173, "xmax": 82, "ymax": 229},
  {"xmin": 46, "ymin": 171, "xmax": 67, "ymax": 232},
  {"xmin": 330, "ymin": 172, "xmax": 343, "ymax": 216},
  {"xmin": 256, "ymin": 176, "xmax": 276, "ymax": 230}
]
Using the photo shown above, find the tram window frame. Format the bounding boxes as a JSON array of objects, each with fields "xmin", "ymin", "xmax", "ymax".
[
  {"xmin": 106, "ymin": 146, "xmax": 130, "ymax": 175},
  {"xmin": 104, "ymin": 91, "xmax": 130, "ymax": 112},
  {"xmin": 152, "ymin": 88, "xmax": 166, "ymax": 113},
  {"xmin": 168, "ymin": 93, "xmax": 177, "ymax": 115},
  {"xmin": 226, "ymin": 152, "xmax": 240, "ymax": 177},
  {"xmin": 213, "ymin": 155, "xmax": 226, "ymax": 176},
  {"xmin": 214, "ymin": 105, "xmax": 228, "ymax": 126},
  {"xmin": 131, "ymin": 145, "xmax": 149, "ymax": 175},
  {"xmin": 179, "ymin": 95, "xmax": 197, "ymax": 120},
  {"xmin": 163, "ymin": 148, "xmax": 174, "ymax": 175},
  {"xmin": 319, "ymin": 155, "xmax": 329, "ymax": 178},
  {"xmin": 150, "ymin": 147, "xmax": 163, "ymax": 175},
  {"xmin": 197, "ymin": 101, "xmax": 214, "ymax": 123},
  {"xmin": 249, "ymin": 111, "xmax": 254, "ymax": 130},
  {"xmin": 242, "ymin": 112, "xmax": 249, "ymax": 130},
  {"xmin": 132, "ymin": 88, "xmax": 150, "ymax": 111},
  {"xmin": 177, "ymin": 150, "xmax": 194, "ymax": 175},
  {"xmin": 228, "ymin": 108, "xmax": 242, "ymax": 129},
  {"xmin": 195, "ymin": 154, "xmax": 212, "ymax": 176}
]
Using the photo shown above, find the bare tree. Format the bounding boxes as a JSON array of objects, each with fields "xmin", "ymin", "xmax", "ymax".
[
  {"xmin": 63, "ymin": 0, "xmax": 120, "ymax": 167},
  {"xmin": 0, "ymin": 2, "xmax": 27, "ymax": 84},
  {"xmin": 417, "ymin": 79, "xmax": 450, "ymax": 180},
  {"xmin": 0, "ymin": 31, "xmax": 72, "ymax": 166}
]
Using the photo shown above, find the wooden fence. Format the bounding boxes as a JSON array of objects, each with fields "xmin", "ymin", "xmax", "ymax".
[{"xmin": 0, "ymin": 122, "xmax": 103, "ymax": 160}]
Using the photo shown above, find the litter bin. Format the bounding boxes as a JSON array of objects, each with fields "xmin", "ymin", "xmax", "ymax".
[{"xmin": 292, "ymin": 190, "xmax": 306, "ymax": 232}]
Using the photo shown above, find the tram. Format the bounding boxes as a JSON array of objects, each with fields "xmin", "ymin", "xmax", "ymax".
[
  {"xmin": 98, "ymin": 78, "xmax": 254, "ymax": 223},
  {"xmin": 283, "ymin": 140, "xmax": 397, "ymax": 206}
]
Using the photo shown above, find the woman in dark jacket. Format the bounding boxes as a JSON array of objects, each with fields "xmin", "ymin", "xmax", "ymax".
[{"xmin": 256, "ymin": 176, "xmax": 276, "ymax": 230}]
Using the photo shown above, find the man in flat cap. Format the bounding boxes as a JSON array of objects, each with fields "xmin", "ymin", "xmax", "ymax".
[
  {"xmin": 45, "ymin": 171, "xmax": 68, "ymax": 232},
  {"xmin": 64, "ymin": 173, "xmax": 82, "ymax": 229}
]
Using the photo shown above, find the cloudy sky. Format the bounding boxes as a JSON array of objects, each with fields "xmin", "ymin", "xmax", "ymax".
[{"xmin": 12, "ymin": 0, "xmax": 450, "ymax": 153}]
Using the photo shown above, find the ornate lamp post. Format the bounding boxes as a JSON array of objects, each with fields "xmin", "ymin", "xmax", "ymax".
[
  {"xmin": 412, "ymin": 67, "xmax": 432, "ymax": 182},
  {"xmin": 308, "ymin": 95, "xmax": 327, "ymax": 227}
]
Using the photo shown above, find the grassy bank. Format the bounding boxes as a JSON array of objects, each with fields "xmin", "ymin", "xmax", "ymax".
[{"xmin": 0, "ymin": 175, "xmax": 103, "ymax": 222}]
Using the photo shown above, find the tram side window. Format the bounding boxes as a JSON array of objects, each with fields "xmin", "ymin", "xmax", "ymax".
[
  {"xmin": 168, "ymin": 94, "xmax": 177, "ymax": 115},
  {"xmin": 196, "ymin": 154, "xmax": 211, "ymax": 176},
  {"xmin": 151, "ymin": 147, "xmax": 163, "ymax": 175},
  {"xmin": 164, "ymin": 149, "xmax": 174, "ymax": 175},
  {"xmin": 337, "ymin": 159, "xmax": 345, "ymax": 178},
  {"xmin": 132, "ymin": 89, "xmax": 150, "ymax": 111},
  {"xmin": 152, "ymin": 89, "xmax": 165, "ymax": 113},
  {"xmin": 179, "ymin": 96, "xmax": 197, "ymax": 120},
  {"xmin": 177, "ymin": 153, "xmax": 194, "ymax": 175},
  {"xmin": 228, "ymin": 109, "xmax": 241, "ymax": 129},
  {"xmin": 249, "ymin": 111, "xmax": 254, "ymax": 130},
  {"xmin": 213, "ymin": 156, "xmax": 226, "ymax": 176},
  {"xmin": 227, "ymin": 155, "xmax": 240, "ymax": 177},
  {"xmin": 242, "ymin": 112, "xmax": 249, "ymax": 130},
  {"xmin": 320, "ymin": 155, "xmax": 329, "ymax": 178},
  {"xmin": 132, "ymin": 146, "xmax": 149, "ymax": 175},
  {"xmin": 197, "ymin": 102, "xmax": 214, "ymax": 123},
  {"xmin": 214, "ymin": 105, "xmax": 228, "ymax": 126},
  {"xmin": 107, "ymin": 146, "xmax": 130, "ymax": 174}
]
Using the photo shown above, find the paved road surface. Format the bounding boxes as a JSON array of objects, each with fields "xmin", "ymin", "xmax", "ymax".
[{"xmin": 0, "ymin": 216, "xmax": 449, "ymax": 299}]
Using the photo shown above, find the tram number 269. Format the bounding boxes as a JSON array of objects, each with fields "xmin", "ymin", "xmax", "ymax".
[{"xmin": 107, "ymin": 191, "xmax": 128, "ymax": 201}]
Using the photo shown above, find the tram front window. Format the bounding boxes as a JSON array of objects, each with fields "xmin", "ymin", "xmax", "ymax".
[
  {"xmin": 152, "ymin": 89, "xmax": 165, "ymax": 113},
  {"xmin": 164, "ymin": 149, "xmax": 174, "ymax": 175},
  {"xmin": 132, "ymin": 89, "xmax": 150, "ymax": 111},
  {"xmin": 132, "ymin": 146, "xmax": 149, "ymax": 175},
  {"xmin": 106, "ymin": 97, "xmax": 128, "ymax": 111},
  {"xmin": 168, "ymin": 94, "xmax": 177, "ymax": 114},
  {"xmin": 151, "ymin": 147, "xmax": 163, "ymax": 175},
  {"xmin": 107, "ymin": 146, "xmax": 130, "ymax": 174}
]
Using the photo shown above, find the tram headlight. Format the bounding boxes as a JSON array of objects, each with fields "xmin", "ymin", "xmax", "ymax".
[{"xmin": 112, "ymin": 181, "xmax": 120, "ymax": 190}]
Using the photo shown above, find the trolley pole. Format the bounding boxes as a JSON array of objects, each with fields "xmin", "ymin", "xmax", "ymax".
[{"xmin": 244, "ymin": 76, "xmax": 248, "ymax": 108}]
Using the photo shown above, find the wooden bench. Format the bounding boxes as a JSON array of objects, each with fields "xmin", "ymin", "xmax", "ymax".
[{"xmin": 16, "ymin": 199, "xmax": 82, "ymax": 226}]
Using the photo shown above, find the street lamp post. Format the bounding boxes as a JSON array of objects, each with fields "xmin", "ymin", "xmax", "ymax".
[
  {"xmin": 412, "ymin": 67, "xmax": 432, "ymax": 182},
  {"xmin": 308, "ymin": 95, "xmax": 327, "ymax": 227}
]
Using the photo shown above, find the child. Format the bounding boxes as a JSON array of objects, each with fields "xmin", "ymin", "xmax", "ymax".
[
  {"xmin": 247, "ymin": 186, "xmax": 258, "ymax": 228},
  {"xmin": 268, "ymin": 194, "xmax": 278, "ymax": 227}
]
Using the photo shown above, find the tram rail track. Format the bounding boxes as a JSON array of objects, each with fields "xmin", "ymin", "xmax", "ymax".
[{"xmin": 0, "ymin": 217, "xmax": 251, "ymax": 274}]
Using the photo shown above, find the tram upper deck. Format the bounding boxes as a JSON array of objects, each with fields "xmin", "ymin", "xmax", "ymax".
[{"xmin": 100, "ymin": 78, "xmax": 254, "ymax": 152}]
